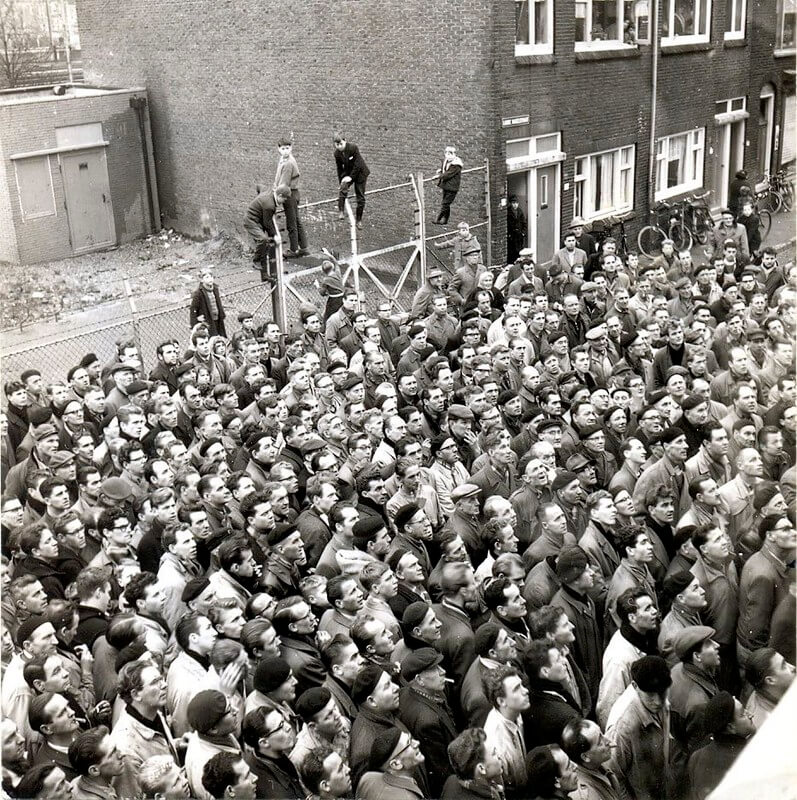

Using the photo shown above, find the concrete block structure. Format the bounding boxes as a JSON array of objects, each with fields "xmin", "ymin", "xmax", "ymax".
[{"xmin": 0, "ymin": 84, "xmax": 158, "ymax": 264}]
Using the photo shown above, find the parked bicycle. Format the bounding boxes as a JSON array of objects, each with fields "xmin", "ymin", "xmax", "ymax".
[
  {"xmin": 589, "ymin": 212, "xmax": 632, "ymax": 257},
  {"xmin": 681, "ymin": 191, "xmax": 713, "ymax": 245},
  {"xmin": 755, "ymin": 169, "xmax": 794, "ymax": 213},
  {"xmin": 637, "ymin": 201, "xmax": 692, "ymax": 258}
]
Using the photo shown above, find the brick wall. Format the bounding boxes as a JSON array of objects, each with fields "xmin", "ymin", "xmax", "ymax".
[
  {"xmin": 76, "ymin": 0, "xmax": 502, "ymax": 258},
  {"xmin": 0, "ymin": 134, "xmax": 19, "ymax": 263},
  {"xmin": 0, "ymin": 89, "xmax": 153, "ymax": 264}
]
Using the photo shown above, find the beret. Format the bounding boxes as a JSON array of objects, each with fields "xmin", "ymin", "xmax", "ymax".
[
  {"xmin": 187, "ymin": 689, "xmax": 227, "ymax": 733},
  {"xmin": 341, "ymin": 374, "xmax": 364, "ymax": 392},
  {"xmin": 109, "ymin": 362, "xmax": 136, "ymax": 375},
  {"xmin": 648, "ymin": 389, "xmax": 668, "ymax": 404},
  {"xmin": 100, "ymin": 477, "xmax": 133, "ymax": 501},
  {"xmin": 327, "ymin": 360, "xmax": 348, "ymax": 373},
  {"xmin": 447, "ymin": 404, "xmax": 474, "ymax": 421},
  {"xmin": 665, "ymin": 366, "xmax": 689, "ymax": 379},
  {"xmin": 585, "ymin": 323, "xmax": 607, "ymax": 340},
  {"xmin": 237, "ymin": 310, "xmax": 254, "ymax": 322},
  {"xmin": 16, "ymin": 615, "xmax": 50, "ymax": 647},
  {"xmin": 49, "ymin": 451, "xmax": 76, "ymax": 468},
  {"xmin": 526, "ymin": 746, "xmax": 558, "ymax": 787},
  {"xmin": 566, "ymin": 453, "xmax": 595, "ymax": 473},
  {"xmin": 401, "ymin": 647, "xmax": 444, "ymax": 681},
  {"xmin": 620, "ymin": 331, "xmax": 643, "ymax": 349},
  {"xmin": 552, "ymin": 470, "xmax": 580, "ymax": 492},
  {"xmin": 673, "ymin": 625, "xmax": 716, "ymax": 660},
  {"xmin": 659, "ymin": 426, "xmax": 686, "ymax": 444},
  {"xmin": 682, "ymin": 394, "xmax": 709, "ymax": 412},
  {"xmin": 127, "ymin": 380, "xmax": 149, "ymax": 395},
  {"xmin": 450, "ymin": 483, "xmax": 481, "ymax": 503},
  {"xmin": 394, "ymin": 502, "xmax": 422, "ymax": 531},
  {"xmin": 408, "ymin": 324, "xmax": 426, "ymax": 339},
  {"xmin": 578, "ymin": 424, "xmax": 604, "ymax": 440},
  {"xmin": 253, "ymin": 657, "xmax": 291, "ymax": 694},
  {"xmin": 267, "ymin": 523, "xmax": 300, "ymax": 547},
  {"xmin": 32, "ymin": 423, "xmax": 59, "ymax": 442},
  {"xmin": 537, "ymin": 418, "xmax": 563, "ymax": 434},
  {"xmin": 182, "ymin": 576, "xmax": 211, "ymax": 603},
  {"xmin": 548, "ymin": 263, "xmax": 564, "ymax": 277},
  {"xmin": 702, "ymin": 691, "xmax": 736, "ymax": 734},
  {"xmin": 548, "ymin": 328, "xmax": 569, "ymax": 343},
  {"xmin": 555, "ymin": 547, "xmax": 589, "ymax": 583},
  {"xmin": 663, "ymin": 570, "xmax": 695, "ymax": 599},
  {"xmin": 352, "ymin": 517, "xmax": 387, "ymax": 541},
  {"xmin": 351, "ymin": 663, "xmax": 385, "ymax": 706},
  {"xmin": 295, "ymin": 687, "xmax": 332, "ymax": 721},
  {"xmin": 695, "ymin": 263, "xmax": 715, "ymax": 275},
  {"xmin": 28, "ymin": 406, "xmax": 53, "ymax": 426},
  {"xmin": 245, "ymin": 431, "xmax": 272, "ymax": 450},
  {"xmin": 740, "ymin": 268, "xmax": 758, "ymax": 279},
  {"xmin": 80, "ymin": 353, "xmax": 99, "ymax": 368},
  {"xmin": 630, "ymin": 655, "xmax": 672, "ymax": 692},
  {"xmin": 473, "ymin": 622, "xmax": 502, "ymax": 656},
  {"xmin": 300, "ymin": 436, "xmax": 327, "ymax": 456},
  {"xmin": 401, "ymin": 601, "xmax": 432, "ymax": 634},
  {"xmin": 368, "ymin": 728, "xmax": 403, "ymax": 772}
]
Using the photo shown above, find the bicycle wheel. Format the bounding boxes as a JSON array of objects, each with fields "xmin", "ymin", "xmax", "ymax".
[
  {"xmin": 669, "ymin": 219, "xmax": 692, "ymax": 252},
  {"xmin": 781, "ymin": 182, "xmax": 793, "ymax": 212},
  {"xmin": 762, "ymin": 189, "xmax": 782, "ymax": 213},
  {"xmin": 638, "ymin": 225, "xmax": 665, "ymax": 258},
  {"xmin": 693, "ymin": 210, "xmax": 711, "ymax": 245},
  {"xmin": 759, "ymin": 209, "xmax": 772, "ymax": 241}
]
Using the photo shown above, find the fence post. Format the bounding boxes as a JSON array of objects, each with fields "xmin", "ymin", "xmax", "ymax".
[
  {"xmin": 123, "ymin": 278, "xmax": 145, "ymax": 359},
  {"xmin": 484, "ymin": 158, "xmax": 493, "ymax": 268},
  {"xmin": 344, "ymin": 199, "xmax": 361, "ymax": 303},
  {"xmin": 410, "ymin": 172, "xmax": 427, "ymax": 285},
  {"xmin": 272, "ymin": 227, "xmax": 288, "ymax": 331}
]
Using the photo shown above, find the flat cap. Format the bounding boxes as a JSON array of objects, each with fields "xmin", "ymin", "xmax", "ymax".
[
  {"xmin": 295, "ymin": 687, "xmax": 332, "ymax": 721},
  {"xmin": 80, "ymin": 353, "xmax": 99, "ymax": 368},
  {"xmin": 340, "ymin": 374, "xmax": 364, "ymax": 392},
  {"xmin": 237, "ymin": 310, "xmax": 254, "ymax": 322},
  {"xmin": 537, "ymin": 418, "xmax": 563, "ymax": 434},
  {"xmin": 49, "ymin": 451, "xmax": 76, "ymax": 468},
  {"xmin": 253, "ymin": 657, "xmax": 291, "ymax": 694},
  {"xmin": 585, "ymin": 323, "xmax": 607, "ymax": 340},
  {"xmin": 401, "ymin": 647, "xmax": 444, "ymax": 681},
  {"xmin": 548, "ymin": 263, "xmax": 564, "ymax": 278},
  {"xmin": 352, "ymin": 517, "xmax": 387, "ymax": 542},
  {"xmin": 702, "ymin": 691, "xmax": 735, "ymax": 734},
  {"xmin": 746, "ymin": 320, "xmax": 766, "ymax": 340},
  {"xmin": 100, "ymin": 477, "xmax": 133, "ymax": 501},
  {"xmin": 447, "ymin": 404, "xmax": 474, "ymax": 421},
  {"xmin": 673, "ymin": 625, "xmax": 716, "ymax": 660},
  {"xmin": 659, "ymin": 426, "xmax": 686, "ymax": 444},
  {"xmin": 566, "ymin": 453, "xmax": 595, "ymax": 473},
  {"xmin": 187, "ymin": 689, "xmax": 227, "ymax": 733},
  {"xmin": 109, "ymin": 362, "xmax": 136, "ymax": 375},
  {"xmin": 672, "ymin": 276, "xmax": 692, "ymax": 289},
  {"xmin": 300, "ymin": 436, "xmax": 327, "ymax": 456},
  {"xmin": 29, "ymin": 407, "xmax": 53, "ymax": 426},
  {"xmin": 552, "ymin": 470, "xmax": 580, "ymax": 492},
  {"xmin": 630, "ymin": 655, "xmax": 672, "ymax": 692},
  {"xmin": 267, "ymin": 523, "xmax": 300, "ymax": 547},
  {"xmin": 127, "ymin": 380, "xmax": 149, "ymax": 395},
  {"xmin": 462, "ymin": 243, "xmax": 482, "ymax": 256},
  {"xmin": 548, "ymin": 328, "xmax": 569, "ymax": 344},
  {"xmin": 580, "ymin": 281, "xmax": 598, "ymax": 293},
  {"xmin": 556, "ymin": 547, "xmax": 589, "ymax": 583},
  {"xmin": 681, "ymin": 394, "xmax": 708, "ymax": 411},
  {"xmin": 427, "ymin": 268, "xmax": 443, "ymax": 279},
  {"xmin": 450, "ymin": 483, "xmax": 481, "ymax": 503},
  {"xmin": 32, "ymin": 423, "xmax": 59, "ymax": 442},
  {"xmin": 578, "ymin": 424, "xmax": 604, "ymax": 440}
]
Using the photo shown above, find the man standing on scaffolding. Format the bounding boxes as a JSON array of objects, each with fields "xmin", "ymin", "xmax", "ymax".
[
  {"xmin": 244, "ymin": 184, "xmax": 291, "ymax": 283},
  {"xmin": 334, "ymin": 133, "xmax": 370, "ymax": 229},
  {"xmin": 274, "ymin": 137, "xmax": 309, "ymax": 259}
]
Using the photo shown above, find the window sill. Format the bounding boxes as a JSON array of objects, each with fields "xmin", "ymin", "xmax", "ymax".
[
  {"xmin": 774, "ymin": 48, "xmax": 796, "ymax": 57},
  {"xmin": 514, "ymin": 53, "xmax": 556, "ymax": 65},
  {"xmin": 661, "ymin": 41, "xmax": 714, "ymax": 55},
  {"xmin": 655, "ymin": 182, "xmax": 704, "ymax": 202},
  {"xmin": 722, "ymin": 37, "xmax": 747, "ymax": 48},
  {"xmin": 583, "ymin": 208, "xmax": 634, "ymax": 224},
  {"xmin": 575, "ymin": 46, "xmax": 641, "ymax": 62}
]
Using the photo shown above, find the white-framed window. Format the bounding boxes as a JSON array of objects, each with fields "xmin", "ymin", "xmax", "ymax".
[
  {"xmin": 776, "ymin": 0, "xmax": 796, "ymax": 52},
  {"xmin": 506, "ymin": 132, "xmax": 563, "ymax": 170},
  {"xmin": 662, "ymin": 0, "xmax": 712, "ymax": 44},
  {"xmin": 655, "ymin": 129, "xmax": 705, "ymax": 200},
  {"xmin": 574, "ymin": 0, "xmax": 645, "ymax": 48},
  {"xmin": 515, "ymin": 0, "xmax": 554, "ymax": 55},
  {"xmin": 573, "ymin": 145, "xmax": 635, "ymax": 220},
  {"xmin": 724, "ymin": 0, "xmax": 745, "ymax": 38}
]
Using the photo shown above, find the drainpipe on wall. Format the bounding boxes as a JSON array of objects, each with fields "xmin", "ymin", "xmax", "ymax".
[
  {"xmin": 129, "ymin": 96, "xmax": 157, "ymax": 233},
  {"xmin": 647, "ymin": 0, "xmax": 659, "ymax": 215}
]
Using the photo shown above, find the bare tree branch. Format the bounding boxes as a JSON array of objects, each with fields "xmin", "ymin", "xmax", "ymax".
[{"xmin": 0, "ymin": 0, "xmax": 49, "ymax": 88}]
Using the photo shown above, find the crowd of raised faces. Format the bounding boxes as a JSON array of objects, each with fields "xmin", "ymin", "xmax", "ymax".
[{"xmin": 0, "ymin": 216, "xmax": 794, "ymax": 800}]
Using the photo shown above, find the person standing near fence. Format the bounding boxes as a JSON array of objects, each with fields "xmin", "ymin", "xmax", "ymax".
[
  {"xmin": 433, "ymin": 145, "xmax": 463, "ymax": 226},
  {"xmin": 244, "ymin": 184, "xmax": 292, "ymax": 282},
  {"xmin": 334, "ymin": 134, "xmax": 370, "ymax": 229},
  {"xmin": 274, "ymin": 137, "xmax": 309, "ymax": 259},
  {"xmin": 189, "ymin": 267, "xmax": 227, "ymax": 338}
]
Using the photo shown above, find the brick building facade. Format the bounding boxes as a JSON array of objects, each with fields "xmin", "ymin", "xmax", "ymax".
[{"xmin": 75, "ymin": 0, "xmax": 793, "ymax": 265}]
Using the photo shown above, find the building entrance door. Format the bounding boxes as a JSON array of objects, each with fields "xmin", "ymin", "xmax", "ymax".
[
  {"xmin": 535, "ymin": 164, "xmax": 557, "ymax": 263},
  {"xmin": 60, "ymin": 148, "xmax": 115, "ymax": 254},
  {"xmin": 712, "ymin": 98, "xmax": 748, "ymax": 210}
]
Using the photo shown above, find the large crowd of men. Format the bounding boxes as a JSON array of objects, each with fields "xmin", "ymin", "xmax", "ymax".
[{"xmin": 0, "ymin": 210, "xmax": 795, "ymax": 800}]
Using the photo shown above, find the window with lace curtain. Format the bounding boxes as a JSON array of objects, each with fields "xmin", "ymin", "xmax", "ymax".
[
  {"xmin": 514, "ymin": 0, "xmax": 554, "ymax": 55},
  {"xmin": 573, "ymin": 145, "xmax": 635, "ymax": 221},
  {"xmin": 776, "ymin": 0, "xmax": 796, "ymax": 52},
  {"xmin": 574, "ymin": 0, "xmax": 646, "ymax": 48},
  {"xmin": 662, "ymin": 0, "xmax": 712, "ymax": 44},
  {"xmin": 655, "ymin": 129, "xmax": 705, "ymax": 200}
]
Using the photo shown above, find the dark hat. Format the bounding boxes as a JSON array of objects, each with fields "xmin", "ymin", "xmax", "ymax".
[
  {"xmin": 238, "ymin": 310, "xmax": 254, "ymax": 322},
  {"xmin": 673, "ymin": 625, "xmax": 716, "ymax": 660},
  {"xmin": 352, "ymin": 517, "xmax": 387, "ymax": 542},
  {"xmin": 578, "ymin": 424, "xmax": 604, "ymax": 440},
  {"xmin": 695, "ymin": 263, "xmax": 715, "ymax": 276},
  {"xmin": 702, "ymin": 691, "xmax": 736, "ymax": 734},
  {"xmin": 672, "ymin": 276, "xmax": 692, "ymax": 290},
  {"xmin": 267, "ymin": 523, "xmax": 300, "ymax": 547},
  {"xmin": 28, "ymin": 406, "xmax": 53, "ymax": 426},
  {"xmin": 548, "ymin": 263, "xmax": 564, "ymax": 278},
  {"xmin": 16, "ymin": 615, "xmax": 50, "ymax": 647},
  {"xmin": 174, "ymin": 363, "xmax": 194, "ymax": 378},
  {"xmin": 450, "ymin": 483, "xmax": 481, "ymax": 503},
  {"xmin": 109, "ymin": 362, "xmax": 136, "ymax": 375},
  {"xmin": 187, "ymin": 689, "xmax": 228, "ymax": 733},
  {"xmin": 537, "ymin": 418, "xmax": 563, "ymax": 434},
  {"xmin": 754, "ymin": 484, "xmax": 782, "ymax": 512},
  {"xmin": 100, "ymin": 477, "xmax": 134, "ymax": 501},
  {"xmin": 648, "ymin": 389, "xmax": 669, "ymax": 405},
  {"xmin": 580, "ymin": 281, "xmax": 598, "ymax": 294},
  {"xmin": 32, "ymin": 423, "xmax": 59, "ymax": 442},
  {"xmin": 182, "ymin": 576, "xmax": 211, "ymax": 603},
  {"xmin": 659, "ymin": 426, "xmax": 686, "ymax": 444},
  {"xmin": 49, "ymin": 451, "xmax": 76, "ymax": 469},
  {"xmin": 368, "ymin": 729, "xmax": 403, "ymax": 771},
  {"xmin": 401, "ymin": 647, "xmax": 444, "ymax": 681},
  {"xmin": 630, "ymin": 655, "xmax": 672, "ymax": 692},
  {"xmin": 327, "ymin": 360, "xmax": 348, "ymax": 373},
  {"xmin": 663, "ymin": 570, "xmax": 695, "ymax": 599},
  {"xmin": 620, "ymin": 331, "xmax": 643, "ymax": 348},
  {"xmin": 79, "ymin": 353, "xmax": 99, "ymax": 368},
  {"xmin": 462, "ymin": 243, "xmax": 481, "ymax": 257},
  {"xmin": 552, "ymin": 470, "xmax": 580, "ymax": 492},
  {"xmin": 555, "ymin": 547, "xmax": 589, "ymax": 583},
  {"xmin": 447, "ymin": 404, "xmax": 475, "ymax": 421},
  {"xmin": 253, "ymin": 657, "xmax": 291, "ymax": 694},
  {"xmin": 351, "ymin": 664, "xmax": 385, "ymax": 706},
  {"xmin": 341, "ymin": 374, "xmax": 364, "ymax": 392},
  {"xmin": 295, "ymin": 687, "xmax": 332, "ymax": 721},
  {"xmin": 402, "ymin": 601, "xmax": 432, "ymax": 634},
  {"xmin": 394, "ymin": 502, "xmax": 422, "ymax": 531},
  {"xmin": 408, "ymin": 324, "xmax": 426, "ymax": 339},
  {"xmin": 746, "ymin": 320, "xmax": 766, "ymax": 340},
  {"xmin": 740, "ymin": 268, "xmax": 759, "ymax": 279},
  {"xmin": 127, "ymin": 380, "xmax": 149, "ymax": 395},
  {"xmin": 299, "ymin": 436, "xmax": 327, "ymax": 456},
  {"xmin": 566, "ymin": 453, "xmax": 595, "ymax": 473},
  {"xmin": 681, "ymin": 394, "xmax": 708, "ymax": 411},
  {"xmin": 548, "ymin": 328, "xmax": 569, "ymax": 344}
]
